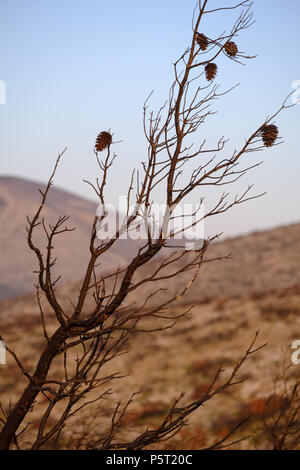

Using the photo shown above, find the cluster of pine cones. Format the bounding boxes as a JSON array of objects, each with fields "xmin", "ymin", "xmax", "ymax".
[
  {"xmin": 195, "ymin": 32, "xmax": 239, "ymax": 58},
  {"xmin": 194, "ymin": 33, "xmax": 279, "ymax": 147},
  {"xmin": 195, "ymin": 32, "xmax": 239, "ymax": 82}
]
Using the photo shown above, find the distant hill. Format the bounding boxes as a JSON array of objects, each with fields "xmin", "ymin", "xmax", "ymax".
[
  {"xmin": 0, "ymin": 176, "xmax": 141, "ymax": 300},
  {"xmin": 151, "ymin": 221, "xmax": 300, "ymax": 303},
  {"xmin": 44, "ymin": 221, "xmax": 300, "ymax": 315},
  {"xmin": 1, "ymin": 175, "xmax": 299, "ymax": 304},
  {"xmin": 0, "ymin": 284, "xmax": 21, "ymax": 299}
]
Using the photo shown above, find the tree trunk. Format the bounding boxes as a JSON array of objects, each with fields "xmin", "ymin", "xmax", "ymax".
[{"xmin": 0, "ymin": 326, "xmax": 66, "ymax": 450}]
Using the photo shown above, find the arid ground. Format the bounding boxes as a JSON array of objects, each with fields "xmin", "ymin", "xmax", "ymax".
[{"xmin": 1, "ymin": 178, "xmax": 300, "ymax": 449}]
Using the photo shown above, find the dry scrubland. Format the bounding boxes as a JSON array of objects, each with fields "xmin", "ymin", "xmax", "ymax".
[{"xmin": 1, "ymin": 223, "xmax": 300, "ymax": 449}]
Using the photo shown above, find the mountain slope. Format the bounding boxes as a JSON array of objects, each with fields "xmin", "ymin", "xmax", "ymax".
[
  {"xmin": 0, "ymin": 176, "xmax": 140, "ymax": 300},
  {"xmin": 1, "ymin": 175, "xmax": 299, "ymax": 305},
  {"xmin": 121, "ymin": 222, "xmax": 300, "ymax": 309}
]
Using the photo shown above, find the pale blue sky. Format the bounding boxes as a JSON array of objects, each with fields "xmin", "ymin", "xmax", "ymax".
[{"xmin": 0, "ymin": 0, "xmax": 299, "ymax": 238}]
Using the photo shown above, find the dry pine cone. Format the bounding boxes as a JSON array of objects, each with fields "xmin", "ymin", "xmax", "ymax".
[
  {"xmin": 224, "ymin": 41, "xmax": 238, "ymax": 57},
  {"xmin": 205, "ymin": 63, "xmax": 217, "ymax": 81},
  {"xmin": 94, "ymin": 131, "xmax": 112, "ymax": 152},
  {"xmin": 195, "ymin": 33, "xmax": 208, "ymax": 51},
  {"xmin": 261, "ymin": 125, "xmax": 279, "ymax": 147}
]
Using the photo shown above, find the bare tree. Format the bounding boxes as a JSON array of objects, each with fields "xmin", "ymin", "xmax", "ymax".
[{"xmin": 0, "ymin": 0, "xmax": 292, "ymax": 450}]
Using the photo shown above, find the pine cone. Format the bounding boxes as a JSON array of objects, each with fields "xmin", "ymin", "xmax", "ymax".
[
  {"xmin": 224, "ymin": 41, "xmax": 238, "ymax": 57},
  {"xmin": 94, "ymin": 131, "xmax": 112, "ymax": 152},
  {"xmin": 195, "ymin": 33, "xmax": 208, "ymax": 51},
  {"xmin": 261, "ymin": 125, "xmax": 279, "ymax": 147},
  {"xmin": 205, "ymin": 63, "xmax": 217, "ymax": 81}
]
